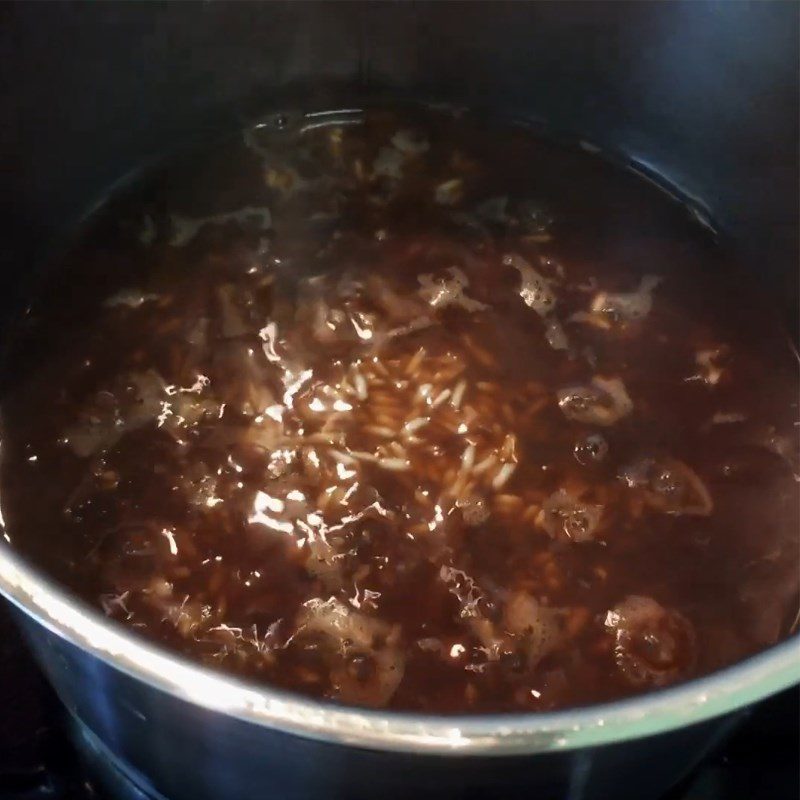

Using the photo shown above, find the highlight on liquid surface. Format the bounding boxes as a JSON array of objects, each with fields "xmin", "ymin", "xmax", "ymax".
[{"xmin": 1, "ymin": 108, "xmax": 797, "ymax": 712}]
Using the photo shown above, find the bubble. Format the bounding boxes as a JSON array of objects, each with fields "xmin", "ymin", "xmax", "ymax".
[{"xmin": 573, "ymin": 433, "xmax": 609, "ymax": 465}]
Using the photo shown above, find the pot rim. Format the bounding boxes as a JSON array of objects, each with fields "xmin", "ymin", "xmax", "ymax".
[
  {"xmin": 0, "ymin": 541, "xmax": 797, "ymax": 755},
  {"xmin": 0, "ymin": 101, "xmax": 797, "ymax": 754}
]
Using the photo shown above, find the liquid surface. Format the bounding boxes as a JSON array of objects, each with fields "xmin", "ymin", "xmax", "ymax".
[{"xmin": 1, "ymin": 108, "xmax": 798, "ymax": 713}]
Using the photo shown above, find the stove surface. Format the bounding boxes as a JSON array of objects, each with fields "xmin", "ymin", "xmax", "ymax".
[{"xmin": 1, "ymin": 600, "xmax": 797, "ymax": 800}]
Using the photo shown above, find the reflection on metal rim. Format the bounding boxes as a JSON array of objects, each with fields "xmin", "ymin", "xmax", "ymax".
[{"xmin": 0, "ymin": 541, "xmax": 798, "ymax": 755}]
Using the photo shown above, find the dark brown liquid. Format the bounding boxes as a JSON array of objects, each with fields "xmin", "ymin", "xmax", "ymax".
[{"xmin": 1, "ymin": 108, "xmax": 798, "ymax": 712}]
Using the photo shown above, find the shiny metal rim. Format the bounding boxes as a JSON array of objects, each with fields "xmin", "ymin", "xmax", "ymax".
[
  {"xmin": 1, "ymin": 103, "xmax": 797, "ymax": 755},
  {"xmin": 1, "ymin": 542, "xmax": 798, "ymax": 755}
]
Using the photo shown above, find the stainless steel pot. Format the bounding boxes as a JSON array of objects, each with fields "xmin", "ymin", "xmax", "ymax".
[{"xmin": 1, "ymin": 3, "xmax": 798, "ymax": 799}]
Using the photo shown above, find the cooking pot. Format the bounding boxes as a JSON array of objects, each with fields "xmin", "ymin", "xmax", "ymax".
[{"xmin": 1, "ymin": 3, "xmax": 798, "ymax": 799}]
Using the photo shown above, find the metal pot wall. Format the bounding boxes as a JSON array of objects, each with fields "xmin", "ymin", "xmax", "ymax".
[{"xmin": 1, "ymin": 3, "xmax": 798, "ymax": 799}]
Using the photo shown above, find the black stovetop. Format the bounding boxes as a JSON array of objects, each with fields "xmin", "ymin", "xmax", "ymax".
[{"xmin": 0, "ymin": 600, "xmax": 797, "ymax": 800}]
